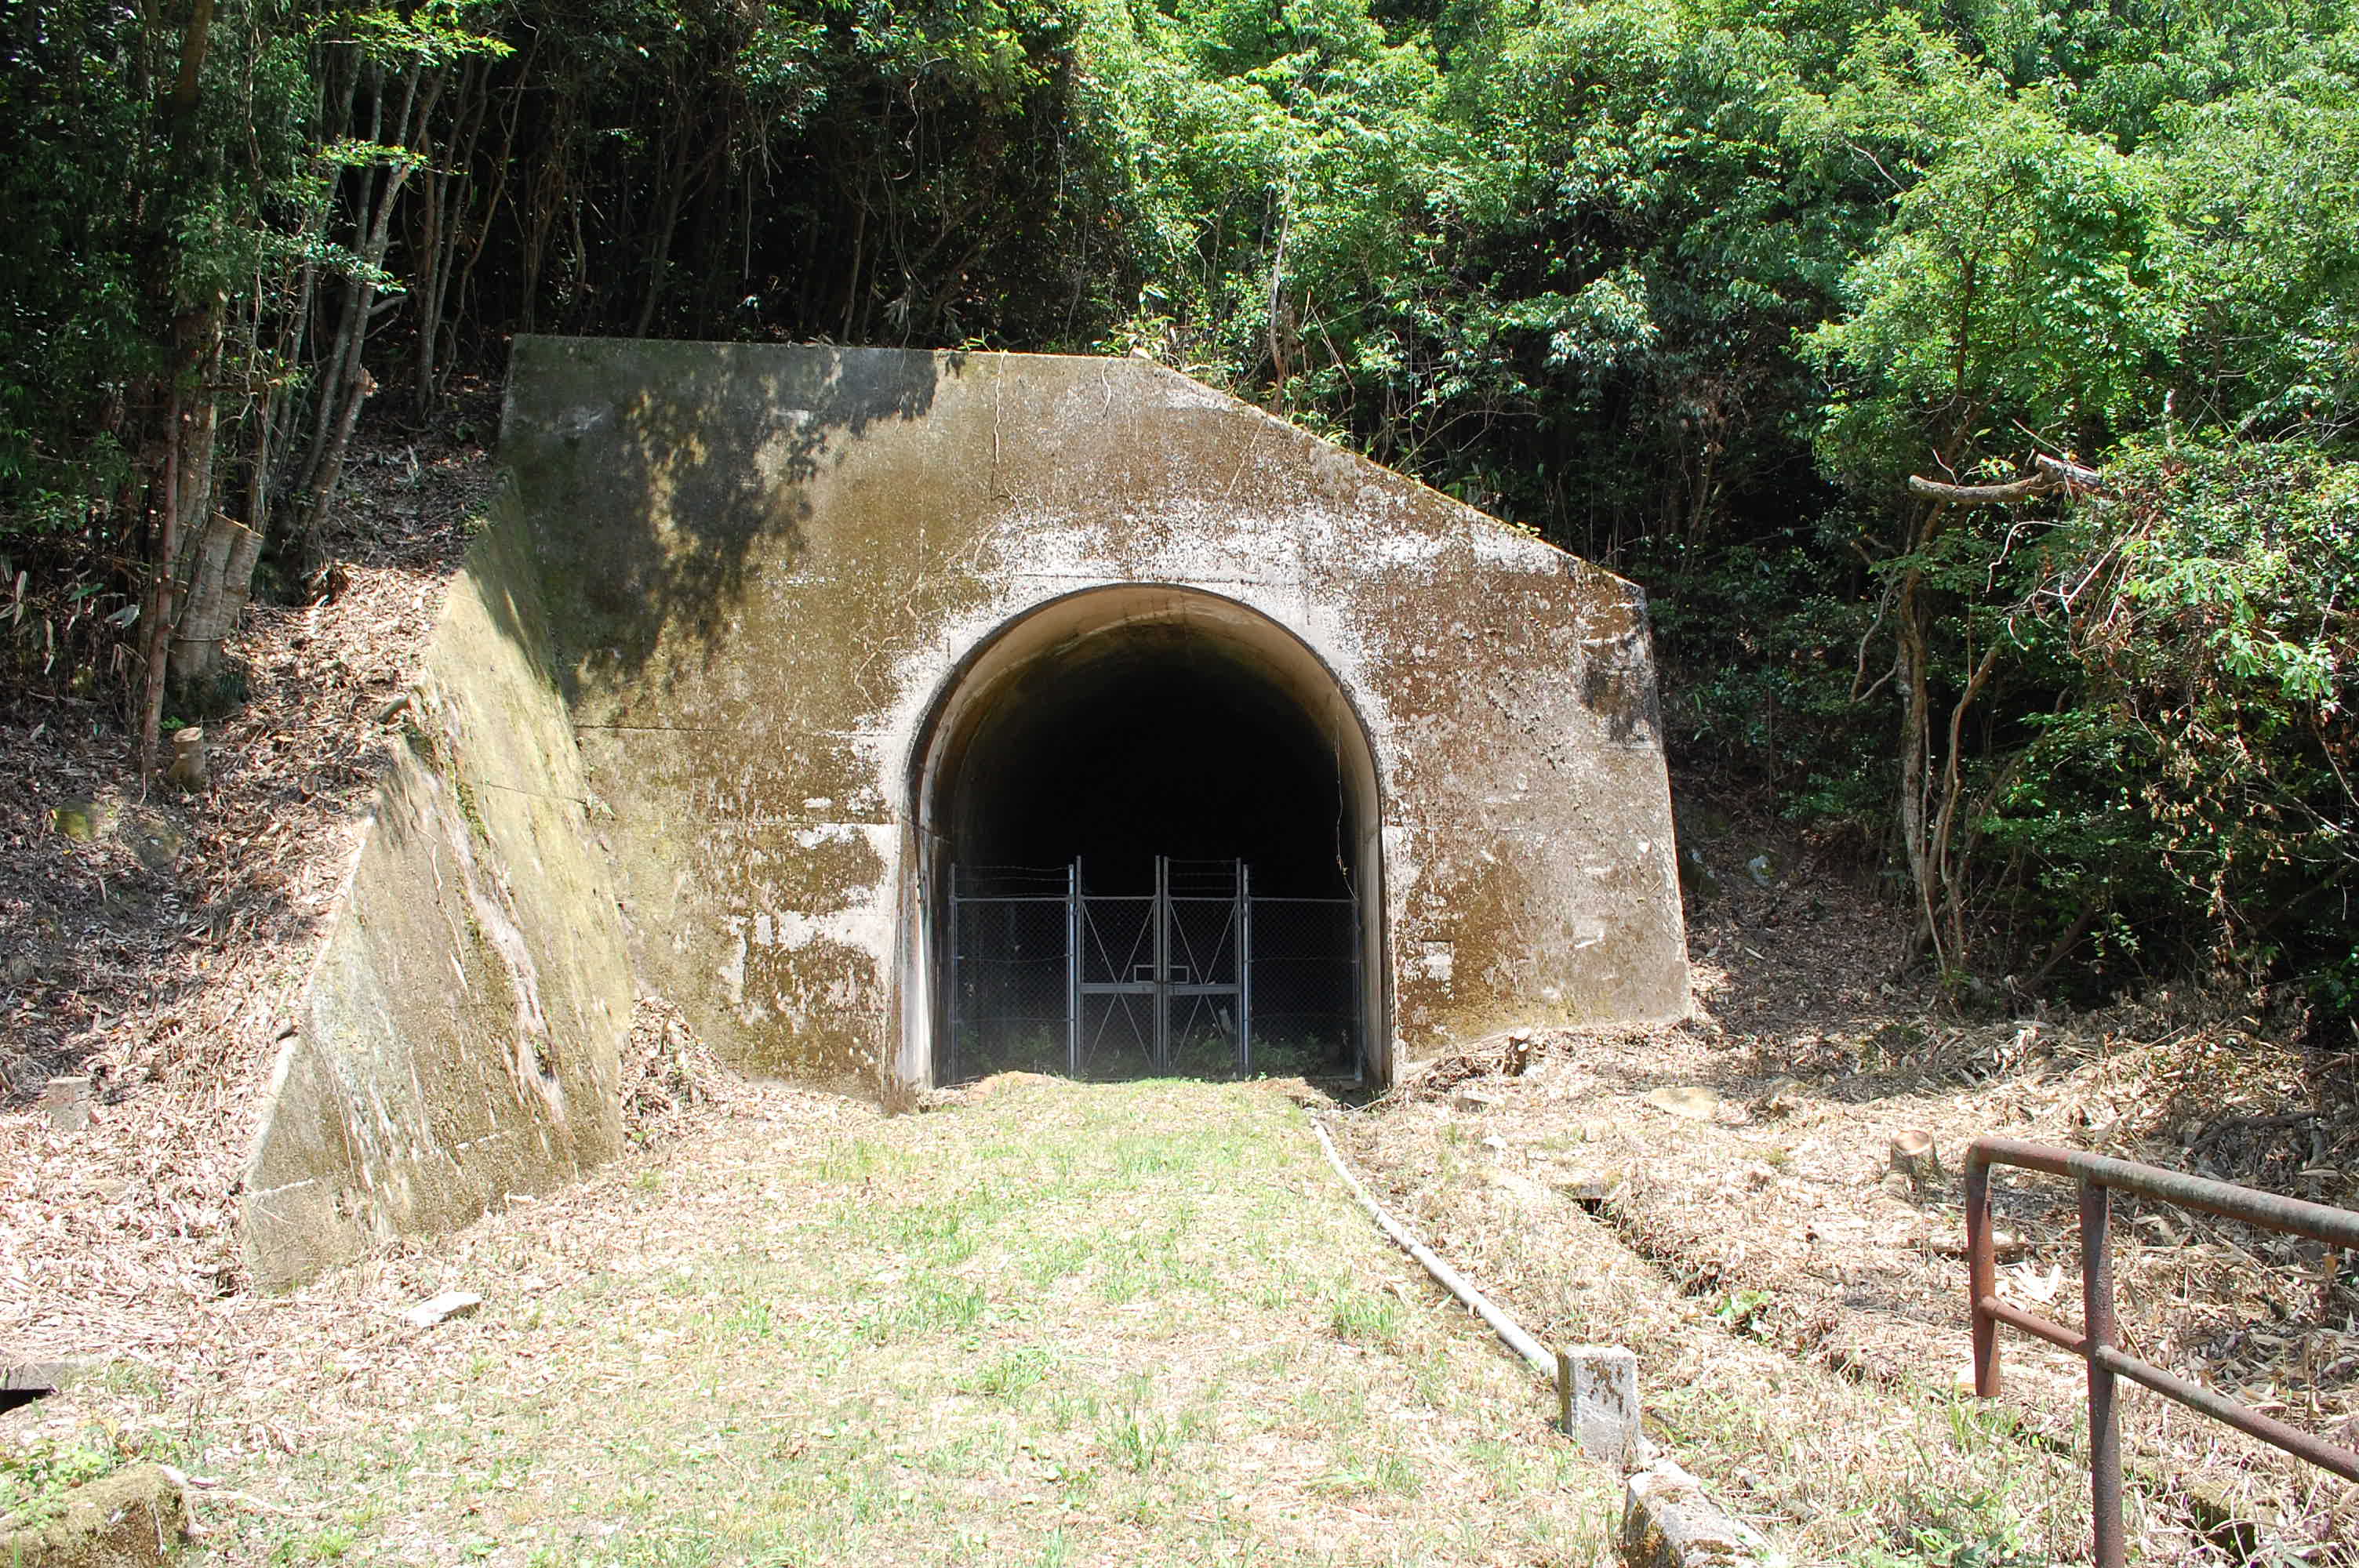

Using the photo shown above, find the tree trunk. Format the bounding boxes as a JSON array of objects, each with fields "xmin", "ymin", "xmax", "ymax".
[
  {"xmin": 140, "ymin": 384, "xmax": 182, "ymax": 776},
  {"xmin": 1893, "ymin": 557, "xmax": 1940, "ymax": 967},
  {"xmin": 169, "ymin": 510, "xmax": 262, "ymax": 681}
]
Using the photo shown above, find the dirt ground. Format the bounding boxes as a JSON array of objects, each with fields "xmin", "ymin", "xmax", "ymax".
[
  {"xmin": 1337, "ymin": 837, "xmax": 2359, "ymax": 1563},
  {"xmin": 1, "ymin": 403, "xmax": 493, "ymax": 1359},
  {"xmin": 16, "ymin": 1077, "xmax": 1621, "ymax": 1566}
]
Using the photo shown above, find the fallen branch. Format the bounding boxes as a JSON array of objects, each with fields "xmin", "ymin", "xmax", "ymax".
[
  {"xmin": 157, "ymin": 1465, "xmax": 328, "ymax": 1519},
  {"xmin": 1908, "ymin": 452, "xmax": 2109, "ymax": 505}
]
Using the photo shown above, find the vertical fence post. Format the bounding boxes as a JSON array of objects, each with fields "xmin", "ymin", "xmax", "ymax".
[
  {"xmin": 2081, "ymin": 1175, "xmax": 2125, "ymax": 1568},
  {"xmin": 1238, "ymin": 860, "xmax": 1252, "ymax": 1079},
  {"xmin": 1067, "ymin": 858, "xmax": 1081, "ymax": 1078},
  {"xmin": 1968, "ymin": 1138, "xmax": 2359, "ymax": 1553},
  {"xmin": 1966, "ymin": 1154, "xmax": 1999, "ymax": 1397},
  {"xmin": 1351, "ymin": 893, "xmax": 1366, "ymax": 1087},
  {"xmin": 947, "ymin": 862, "xmax": 961, "ymax": 1087},
  {"xmin": 1152, "ymin": 855, "xmax": 1169, "ymax": 1074}
]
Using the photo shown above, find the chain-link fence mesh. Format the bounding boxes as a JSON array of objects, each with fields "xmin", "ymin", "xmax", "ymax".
[
  {"xmin": 947, "ymin": 867, "xmax": 1070, "ymax": 1083},
  {"xmin": 1245, "ymin": 895, "xmax": 1358, "ymax": 1076}
]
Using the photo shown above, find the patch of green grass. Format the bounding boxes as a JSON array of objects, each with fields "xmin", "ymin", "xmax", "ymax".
[
  {"xmin": 723, "ymin": 1296, "xmax": 776, "ymax": 1338},
  {"xmin": 1112, "ymin": 1139, "xmax": 1187, "ymax": 1178},
  {"xmin": 1310, "ymin": 1447, "xmax": 1418, "ymax": 1497},
  {"xmin": 1093, "ymin": 1222, "xmax": 1215, "ymax": 1303},
  {"xmin": 860, "ymin": 1271, "xmax": 988, "ymax": 1341},
  {"xmin": 1096, "ymin": 1392, "xmax": 1181, "ymax": 1475},
  {"xmin": 1024, "ymin": 1233, "xmax": 1096, "ymax": 1287},
  {"xmin": 889, "ymin": 1193, "xmax": 1001, "ymax": 1265},
  {"xmin": 1324, "ymin": 1281, "xmax": 1406, "ymax": 1349},
  {"xmin": 818, "ymin": 1138, "xmax": 886, "ymax": 1181},
  {"xmin": 963, "ymin": 1346, "xmax": 1055, "ymax": 1400},
  {"xmin": 0, "ymin": 1437, "xmax": 122, "ymax": 1530},
  {"xmin": 271, "ymin": 1524, "xmax": 359, "ymax": 1563},
  {"xmin": 111, "ymin": 1079, "xmax": 1621, "ymax": 1567}
]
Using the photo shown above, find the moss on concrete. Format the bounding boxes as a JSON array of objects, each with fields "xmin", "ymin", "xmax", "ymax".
[
  {"xmin": 502, "ymin": 339, "xmax": 1685, "ymax": 1083},
  {"xmin": 242, "ymin": 340, "xmax": 1688, "ymax": 1282},
  {"xmin": 242, "ymin": 517, "xmax": 632, "ymax": 1290},
  {"xmin": 0, "ymin": 1461, "xmax": 187, "ymax": 1566}
]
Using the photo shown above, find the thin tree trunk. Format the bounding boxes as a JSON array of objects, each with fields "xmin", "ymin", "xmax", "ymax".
[
  {"xmin": 171, "ymin": 510, "xmax": 261, "ymax": 679},
  {"xmin": 448, "ymin": 45, "xmax": 528, "ymax": 353},
  {"xmin": 165, "ymin": 316, "xmax": 233, "ymax": 681},
  {"xmin": 1893, "ymin": 555, "xmax": 1942, "ymax": 970},
  {"xmin": 293, "ymin": 62, "xmax": 434, "ymax": 548},
  {"xmin": 140, "ymin": 384, "xmax": 183, "ymax": 776},
  {"xmin": 635, "ymin": 113, "xmax": 696, "ymax": 337}
]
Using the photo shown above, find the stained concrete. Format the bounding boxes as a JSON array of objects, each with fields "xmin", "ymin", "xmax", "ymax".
[
  {"xmin": 507, "ymin": 339, "xmax": 1685, "ymax": 1086},
  {"xmin": 242, "ymin": 521, "xmax": 631, "ymax": 1290},
  {"xmin": 242, "ymin": 339, "xmax": 1686, "ymax": 1284}
]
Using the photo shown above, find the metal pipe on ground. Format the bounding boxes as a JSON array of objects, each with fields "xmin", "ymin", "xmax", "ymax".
[
  {"xmin": 1310, "ymin": 1116, "xmax": 1554, "ymax": 1373},
  {"xmin": 1310, "ymin": 1114, "xmax": 1782, "ymax": 1567}
]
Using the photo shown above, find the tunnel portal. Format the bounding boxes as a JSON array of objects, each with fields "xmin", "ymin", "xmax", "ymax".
[
  {"xmin": 243, "ymin": 341, "xmax": 1695, "ymax": 1287},
  {"xmin": 916, "ymin": 590, "xmax": 1382, "ymax": 1087}
]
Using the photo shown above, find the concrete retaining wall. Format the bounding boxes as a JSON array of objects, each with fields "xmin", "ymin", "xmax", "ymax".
[{"xmin": 242, "ymin": 521, "xmax": 632, "ymax": 1290}]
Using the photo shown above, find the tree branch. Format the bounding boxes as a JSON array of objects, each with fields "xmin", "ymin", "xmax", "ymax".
[{"xmin": 1907, "ymin": 453, "xmax": 2110, "ymax": 506}]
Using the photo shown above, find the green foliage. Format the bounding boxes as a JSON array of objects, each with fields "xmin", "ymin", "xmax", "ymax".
[
  {"xmin": 1807, "ymin": 85, "xmax": 2176, "ymax": 490},
  {"xmin": 0, "ymin": 1436, "xmax": 122, "ymax": 1530},
  {"xmin": 4, "ymin": 0, "xmax": 2355, "ymax": 1013},
  {"xmin": 1992, "ymin": 437, "xmax": 2359, "ymax": 995}
]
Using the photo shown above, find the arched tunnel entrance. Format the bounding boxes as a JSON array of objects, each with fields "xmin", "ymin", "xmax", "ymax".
[{"xmin": 905, "ymin": 586, "xmax": 1387, "ymax": 1089}]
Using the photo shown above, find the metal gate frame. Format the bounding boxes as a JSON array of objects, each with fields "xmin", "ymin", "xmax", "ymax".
[
  {"xmin": 947, "ymin": 858, "xmax": 1358, "ymax": 1083},
  {"xmin": 1074, "ymin": 856, "xmax": 1249, "ymax": 1078}
]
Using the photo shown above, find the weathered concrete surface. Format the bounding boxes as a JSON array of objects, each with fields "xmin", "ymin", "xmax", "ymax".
[
  {"xmin": 1622, "ymin": 1458, "xmax": 1783, "ymax": 1567},
  {"xmin": 502, "ymin": 338, "xmax": 1687, "ymax": 1086},
  {"xmin": 242, "ymin": 521, "xmax": 631, "ymax": 1290},
  {"xmin": 1561, "ymin": 1343, "xmax": 1643, "ymax": 1469}
]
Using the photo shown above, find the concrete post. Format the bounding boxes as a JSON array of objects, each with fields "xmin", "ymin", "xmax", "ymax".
[{"xmin": 1560, "ymin": 1344, "xmax": 1641, "ymax": 1468}]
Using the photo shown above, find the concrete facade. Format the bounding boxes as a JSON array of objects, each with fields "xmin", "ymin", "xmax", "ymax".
[{"xmin": 242, "ymin": 336, "xmax": 1687, "ymax": 1284}]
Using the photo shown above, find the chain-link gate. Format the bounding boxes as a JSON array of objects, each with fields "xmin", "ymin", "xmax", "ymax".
[{"xmin": 947, "ymin": 858, "xmax": 1358, "ymax": 1085}]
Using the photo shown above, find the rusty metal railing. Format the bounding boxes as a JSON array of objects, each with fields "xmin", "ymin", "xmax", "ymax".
[{"xmin": 1965, "ymin": 1137, "xmax": 2359, "ymax": 1566}]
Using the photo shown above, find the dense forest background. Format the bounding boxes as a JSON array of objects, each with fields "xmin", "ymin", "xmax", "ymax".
[{"xmin": 2, "ymin": 0, "xmax": 2353, "ymax": 1020}]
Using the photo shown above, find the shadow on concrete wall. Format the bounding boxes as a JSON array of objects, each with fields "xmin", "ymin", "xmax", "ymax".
[{"xmin": 498, "ymin": 338, "xmax": 963, "ymax": 702}]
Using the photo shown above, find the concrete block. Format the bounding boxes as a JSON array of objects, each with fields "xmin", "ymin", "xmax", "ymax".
[
  {"xmin": 241, "ymin": 519, "xmax": 631, "ymax": 1291},
  {"xmin": 4, "ymin": 1356, "xmax": 99, "ymax": 1393},
  {"xmin": 1558, "ymin": 1344, "xmax": 1641, "ymax": 1468},
  {"xmin": 1621, "ymin": 1457, "xmax": 1780, "ymax": 1568},
  {"xmin": 40, "ymin": 1076, "xmax": 92, "ymax": 1131},
  {"xmin": 402, "ymin": 1291, "xmax": 483, "ymax": 1329}
]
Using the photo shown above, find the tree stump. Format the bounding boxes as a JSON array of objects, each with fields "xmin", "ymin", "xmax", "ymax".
[
  {"xmin": 1888, "ymin": 1128, "xmax": 1941, "ymax": 1196},
  {"xmin": 166, "ymin": 725, "xmax": 207, "ymax": 791}
]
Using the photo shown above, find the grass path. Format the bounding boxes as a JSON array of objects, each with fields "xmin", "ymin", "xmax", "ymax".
[{"xmin": 78, "ymin": 1080, "xmax": 1616, "ymax": 1566}]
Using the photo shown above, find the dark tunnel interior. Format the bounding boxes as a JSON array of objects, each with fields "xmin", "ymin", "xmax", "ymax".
[
  {"xmin": 946, "ymin": 627, "xmax": 1356, "ymax": 898},
  {"xmin": 933, "ymin": 619, "xmax": 1371, "ymax": 1084}
]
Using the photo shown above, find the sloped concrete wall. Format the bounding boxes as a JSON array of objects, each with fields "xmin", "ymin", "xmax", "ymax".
[
  {"xmin": 502, "ymin": 338, "xmax": 1687, "ymax": 1087},
  {"xmin": 242, "ymin": 521, "xmax": 632, "ymax": 1290}
]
